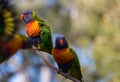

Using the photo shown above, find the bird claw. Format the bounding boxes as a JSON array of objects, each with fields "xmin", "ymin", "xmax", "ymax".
[
  {"xmin": 64, "ymin": 70, "xmax": 70, "ymax": 79},
  {"xmin": 32, "ymin": 47, "xmax": 40, "ymax": 53},
  {"xmin": 32, "ymin": 49, "xmax": 39, "ymax": 53},
  {"xmin": 57, "ymin": 69, "xmax": 69, "ymax": 79},
  {"xmin": 57, "ymin": 69, "xmax": 62, "ymax": 74},
  {"xmin": 64, "ymin": 72, "xmax": 69, "ymax": 79}
]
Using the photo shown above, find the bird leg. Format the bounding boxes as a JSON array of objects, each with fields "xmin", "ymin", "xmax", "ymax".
[
  {"xmin": 64, "ymin": 70, "xmax": 70, "ymax": 79},
  {"xmin": 29, "ymin": 36, "xmax": 41, "ymax": 53},
  {"xmin": 57, "ymin": 69, "xmax": 70, "ymax": 79},
  {"xmin": 32, "ymin": 45, "xmax": 40, "ymax": 53}
]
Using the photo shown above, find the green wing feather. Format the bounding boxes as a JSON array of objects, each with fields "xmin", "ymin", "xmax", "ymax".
[
  {"xmin": 34, "ymin": 14, "xmax": 53, "ymax": 54},
  {"xmin": 39, "ymin": 24, "xmax": 53, "ymax": 54},
  {"xmin": 70, "ymin": 48, "xmax": 83, "ymax": 82}
]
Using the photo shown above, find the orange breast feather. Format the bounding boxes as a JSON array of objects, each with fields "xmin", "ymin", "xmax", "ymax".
[
  {"xmin": 52, "ymin": 48, "xmax": 73, "ymax": 64},
  {"xmin": 25, "ymin": 20, "xmax": 41, "ymax": 37},
  {"xmin": 2, "ymin": 35, "xmax": 23, "ymax": 55}
]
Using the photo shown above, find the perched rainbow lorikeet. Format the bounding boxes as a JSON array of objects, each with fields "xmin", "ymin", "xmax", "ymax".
[
  {"xmin": 20, "ymin": 10, "xmax": 53, "ymax": 54},
  {"xmin": 52, "ymin": 35, "xmax": 84, "ymax": 82},
  {"xmin": 0, "ymin": 34, "xmax": 32, "ymax": 63}
]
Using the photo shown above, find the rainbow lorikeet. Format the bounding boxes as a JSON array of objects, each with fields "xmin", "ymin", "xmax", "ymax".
[
  {"xmin": 0, "ymin": 0, "xmax": 32, "ymax": 63},
  {"xmin": 0, "ymin": 34, "xmax": 32, "ymax": 63},
  {"xmin": 20, "ymin": 10, "xmax": 53, "ymax": 54},
  {"xmin": 52, "ymin": 35, "xmax": 83, "ymax": 82}
]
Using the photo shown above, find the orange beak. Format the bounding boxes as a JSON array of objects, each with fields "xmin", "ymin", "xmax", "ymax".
[
  {"xmin": 20, "ymin": 14, "xmax": 24, "ymax": 20},
  {"xmin": 60, "ymin": 39, "xmax": 64, "ymax": 46}
]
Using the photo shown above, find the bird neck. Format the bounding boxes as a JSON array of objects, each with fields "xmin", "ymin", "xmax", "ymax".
[
  {"xmin": 25, "ymin": 20, "xmax": 35, "ymax": 24},
  {"xmin": 54, "ymin": 48, "xmax": 69, "ymax": 52},
  {"xmin": 55, "ymin": 43, "xmax": 68, "ymax": 50}
]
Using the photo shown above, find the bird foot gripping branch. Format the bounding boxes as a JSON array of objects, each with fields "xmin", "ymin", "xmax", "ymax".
[
  {"xmin": 64, "ymin": 71, "xmax": 71, "ymax": 79},
  {"xmin": 32, "ymin": 46, "xmax": 41, "ymax": 53},
  {"xmin": 64, "ymin": 73, "xmax": 69, "ymax": 79},
  {"xmin": 57, "ymin": 69, "xmax": 63, "ymax": 74},
  {"xmin": 57, "ymin": 69, "xmax": 70, "ymax": 79}
]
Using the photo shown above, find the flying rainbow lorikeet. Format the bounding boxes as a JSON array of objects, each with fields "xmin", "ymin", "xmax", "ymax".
[
  {"xmin": 0, "ymin": 0, "xmax": 32, "ymax": 63},
  {"xmin": 0, "ymin": 34, "xmax": 32, "ymax": 63},
  {"xmin": 52, "ymin": 35, "xmax": 84, "ymax": 82},
  {"xmin": 20, "ymin": 10, "xmax": 53, "ymax": 54}
]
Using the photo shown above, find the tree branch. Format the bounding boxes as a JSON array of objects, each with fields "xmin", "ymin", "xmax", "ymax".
[{"xmin": 34, "ymin": 50, "xmax": 80, "ymax": 82}]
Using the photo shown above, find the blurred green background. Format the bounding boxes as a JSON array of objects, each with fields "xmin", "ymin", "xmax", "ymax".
[{"xmin": 0, "ymin": 0, "xmax": 120, "ymax": 82}]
